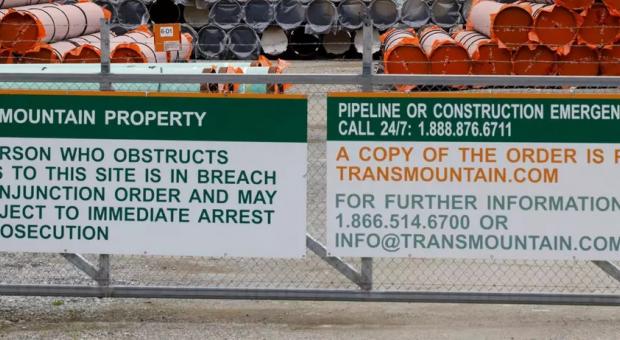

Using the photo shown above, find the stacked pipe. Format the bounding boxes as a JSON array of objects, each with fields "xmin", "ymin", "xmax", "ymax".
[
  {"xmin": 0, "ymin": 0, "xmax": 498, "ymax": 61},
  {"xmin": 0, "ymin": 1, "xmax": 199, "ymax": 64},
  {"xmin": 381, "ymin": 0, "xmax": 620, "ymax": 84},
  {"xmin": 178, "ymin": 0, "xmax": 474, "ymax": 60}
]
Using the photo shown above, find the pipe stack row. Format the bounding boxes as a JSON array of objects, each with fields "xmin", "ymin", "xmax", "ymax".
[
  {"xmin": 92, "ymin": 0, "xmax": 474, "ymax": 59},
  {"xmin": 381, "ymin": 0, "xmax": 620, "ymax": 78},
  {"xmin": 0, "ymin": 1, "xmax": 195, "ymax": 63}
]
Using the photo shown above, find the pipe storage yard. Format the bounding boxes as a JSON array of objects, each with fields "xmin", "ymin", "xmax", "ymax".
[{"xmin": 0, "ymin": 0, "xmax": 617, "ymax": 84}]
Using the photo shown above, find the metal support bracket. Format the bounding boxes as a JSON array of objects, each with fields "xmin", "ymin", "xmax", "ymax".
[
  {"xmin": 61, "ymin": 253, "xmax": 110, "ymax": 286},
  {"xmin": 99, "ymin": 18, "xmax": 111, "ymax": 91},
  {"xmin": 306, "ymin": 234, "xmax": 368, "ymax": 290},
  {"xmin": 361, "ymin": 15, "xmax": 373, "ymax": 92},
  {"xmin": 360, "ymin": 258, "xmax": 373, "ymax": 291},
  {"xmin": 592, "ymin": 261, "xmax": 620, "ymax": 283}
]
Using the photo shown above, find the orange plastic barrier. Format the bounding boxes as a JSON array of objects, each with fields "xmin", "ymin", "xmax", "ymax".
[
  {"xmin": 529, "ymin": 3, "xmax": 581, "ymax": 55},
  {"xmin": 467, "ymin": 0, "xmax": 532, "ymax": 50},
  {"xmin": 557, "ymin": 45, "xmax": 599, "ymax": 75},
  {"xmin": 578, "ymin": 3, "xmax": 620, "ymax": 48},
  {"xmin": 0, "ymin": 2, "xmax": 109, "ymax": 53},
  {"xmin": 419, "ymin": 25, "xmax": 471, "ymax": 74},
  {"xmin": 0, "ymin": 48, "xmax": 13, "ymax": 63},
  {"xmin": 600, "ymin": 45, "xmax": 620, "ymax": 75},
  {"xmin": 512, "ymin": 44, "xmax": 556, "ymax": 75},
  {"xmin": 380, "ymin": 28, "xmax": 429, "ymax": 74},
  {"xmin": 452, "ymin": 29, "xmax": 511, "ymax": 75}
]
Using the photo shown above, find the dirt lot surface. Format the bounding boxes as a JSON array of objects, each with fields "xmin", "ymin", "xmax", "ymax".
[{"xmin": 0, "ymin": 297, "xmax": 618, "ymax": 339}]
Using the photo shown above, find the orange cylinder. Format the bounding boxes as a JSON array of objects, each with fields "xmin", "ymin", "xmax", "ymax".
[
  {"xmin": 512, "ymin": 44, "xmax": 556, "ymax": 75},
  {"xmin": 0, "ymin": 2, "xmax": 109, "ymax": 53},
  {"xmin": 0, "ymin": 48, "xmax": 13, "ymax": 63},
  {"xmin": 529, "ymin": 3, "xmax": 581, "ymax": 55},
  {"xmin": 0, "ymin": 0, "xmax": 50, "ymax": 9},
  {"xmin": 419, "ymin": 25, "xmax": 471, "ymax": 74},
  {"xmin": 557, "ymin": 45, "xmax": 599, "ymax": 75},
  {"xmin": 380, "ymin": 28, "xmax": 429, "ymax": 74},
  {"xmin": 467, "ymin": 0, "xmax": 533, "ymax": 50},
  {"xmin": 600, "ymin": 46, "xmax": 620, "ymax": 75},
  {"xmin": 602, "ymin": 0, "xmax": 620, "ymax": 17},
  {"xmin": 555, "ymin": 0, "xmax": 593, "ymax": 11},
  {"xmin": 578, "ymin": 3, "xmax": 620, "ymax": 49},
  {"xmin": 111, "ymin": 29, "xmax": 167, "ymax": 63},
  {"xmin": 64, "ymin": 33, "xmax": 147, "ymax": 63},
  {"xmin": 452, "ymin": 29, "xmax": 511, "ymax": 75},
  {"xmin": 21, "ymin": 41, "xmax": 76, "ymax": 63},
  {"xmin": 111, "ymin": 28, "xmax": 193, "ymax": 63}
]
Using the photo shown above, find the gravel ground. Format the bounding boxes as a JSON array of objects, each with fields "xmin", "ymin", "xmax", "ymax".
[{"xmin": 0, "ymin": 297, "xmax": 619, "ymax": 339}]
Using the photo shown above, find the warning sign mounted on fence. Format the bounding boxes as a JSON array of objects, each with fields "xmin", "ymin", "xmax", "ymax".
[
  {"xmin": 327, "ymin": 92, "xmax": 620, "ymax": 260},
  {"xmin": 0, "ymin": 91, "xmax": 307, "ymax": 258}
]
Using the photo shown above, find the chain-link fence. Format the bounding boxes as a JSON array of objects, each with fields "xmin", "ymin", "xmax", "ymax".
[{"xmin": 0, "ymin": 67, "xmax": 619, "ymax": 305}]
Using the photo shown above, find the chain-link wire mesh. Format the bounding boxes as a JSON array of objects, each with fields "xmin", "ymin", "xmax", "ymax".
[{"xmin": 0, "ymin": 70, "xmax": 619, "ymax": 301}]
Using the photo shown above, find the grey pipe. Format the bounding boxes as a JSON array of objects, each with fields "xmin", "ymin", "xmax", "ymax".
[
  {"xmin": 289, "ymin": 26, "xmax": 320, "ymax": 58},
  {"xmin": 323, "ymin": 30, "xmax": 352, "ymax": 56},
  {"xmin": 368, "ymin": 0, "xmax": 399, "ymax": 30},
  {"xmin": 337, "ymin": 0, "xmax": 367, "ymax": 30},
  {"xmin": 116, "ymin": 0, "xmax": 150, "ymax": 28},
  {"xmin": 430, "ymin": 0, "xmax": 462, "ymax": 28},
  {"xmin": 181, "ymin": 23, "xmax": 199, "ymax": 59},
  {"xmin": 353, "ymin": 27, "xmax": 380, "ymax": 54},
  {"xmin": 209, "ymin": 0, "xmax": 243, "ymax": 29},
  {"xmin": 275, "ymin": 0, "xmax": 305, "ymax": 31},
  {"xmin": 95, "ymin": 0, "xmax": 118, "ymax": 23},
  {"xmin": 260, "ymin": 25, "xmax": 288, "ymax": 56},
  {"xmin": 401, "ymin": 0, "xmax": 430, "ymax": 28},
  {"xmin": 197, "ymin": 24, "xmax": 228, "ymax": 58},
  {"xmin": 306, "ymin": 0, "xmax": 337, "ymax": 34},
  {"xmin": 149, "ymin": 0, "xmax": 181, "ymax": 23},
  {"xmin": 243, "ymin": 0, "xmax": 275, "ymax": 32},
  {"xmin": 228, "ymin": 25, "xmax": 260, "ymax": 59},
  {"xmin": 183, "ymin": 5, "xmax": 209, "ymax": 28}
]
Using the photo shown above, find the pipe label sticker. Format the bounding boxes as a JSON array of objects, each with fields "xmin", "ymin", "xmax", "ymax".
[
  {"xmin": 0, "ymin": 91, "xmax": 307, "ymax": 258},
  {"xmin": 154, "ymin": 23, "xmax": 181, "ymax": 52},
  {"xmin": 327, "ymin": 93, "xmax": 620, "ymax": 260}
]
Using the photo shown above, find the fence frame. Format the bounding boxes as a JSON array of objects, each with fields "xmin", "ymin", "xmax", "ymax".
[{"xmin": 0, "ymin": 20, "xmax": 620, "ymax": 306}]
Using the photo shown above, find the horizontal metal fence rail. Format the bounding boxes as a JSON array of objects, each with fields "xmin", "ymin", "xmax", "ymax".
[
  {"xmin": 3, "ymin": 73, "xmax": 620, "ymax": 87},
  {"xmin": 1, "ymin": 285, "xmax": 619, "ymax": 306}
]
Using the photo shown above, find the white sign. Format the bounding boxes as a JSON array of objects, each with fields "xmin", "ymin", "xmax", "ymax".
[
  {"xmin": 327, "ymin": 94, "xmax": 620, "ymax": 260},
  {"xmin": 0, "ymin": 92, "xmax": 308, "ymax": 257}
]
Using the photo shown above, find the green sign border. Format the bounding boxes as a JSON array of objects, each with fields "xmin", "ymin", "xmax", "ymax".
[
  {"xmin": 328, "ymin": 92, "xmax": 620, "ymax": 143},
  {"xmin": 0, "ymin": 91, "xmax": 307, "ymax": 143}
]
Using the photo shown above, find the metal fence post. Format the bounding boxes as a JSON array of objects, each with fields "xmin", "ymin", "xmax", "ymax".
[
  {"xmin": 97, "ymin": 255, "xmax": 111, "ymax": 287},
  {"xmin": 99, "ymin": 18, "xmax": 111, "ymax": 91},
  {"xmin": 361, "ymin": 15, "xmax": 373, "ymax": 92},
  {"xmin": 360, "ymin": 257, "xmax": 373, "ymax": 291}
]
